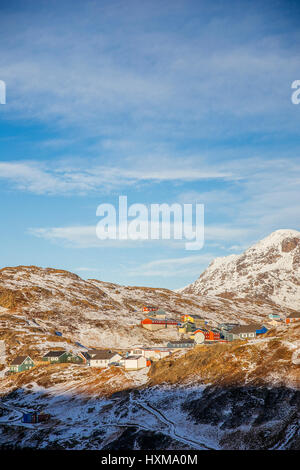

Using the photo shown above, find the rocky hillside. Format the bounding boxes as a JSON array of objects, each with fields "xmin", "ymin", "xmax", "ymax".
[
  {"xmin": 0, "ymin": 248, "xmax": 299, "ymax": 450},
  {"xmin": 181, "ymin": 229, "xmax": 300, "ymax": 310},
  {"xmin": 0, "ymin": 324, "xmax": 298, "ymax": 450},
  {"xmin": 1, "ymin": 264, "xmax": 297, "ymax": 365},
  {"xmin": 149, "ymin": 322, "xmax": 300, "ymax": 389}
]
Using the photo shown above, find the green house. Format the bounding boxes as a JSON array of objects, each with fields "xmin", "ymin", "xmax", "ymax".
[
  {"xmin": 42, "ymin": 350, "xmax": 83, "ymax": 364},
  {"xmin": 185, "ymin": 322, "xmax": 197, "ymax": 333},
  {"xmin": 9, "ymin": 356, "xmax": 35, "ymax": 373}
]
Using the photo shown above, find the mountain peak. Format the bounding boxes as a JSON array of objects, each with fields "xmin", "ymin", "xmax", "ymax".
[
  {"xmin": 252, "ymin": 229, "xmax": 300, "ymax": 247},
  {"xmin": 181, "ymin": 229, "xmax": 300, "ymax": 309}
]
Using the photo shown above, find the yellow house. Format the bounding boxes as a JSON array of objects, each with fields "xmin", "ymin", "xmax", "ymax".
[
  {"xmin": 181, "ymin": 314, "xmax": 206, "ymax": 327},
  {"xmin": 178, "ymin": 324, "xmax": 187, "ymax": 333},
  {"xmin": 182, "ymin": 314, "xmax": 194, "ymax": 323}
]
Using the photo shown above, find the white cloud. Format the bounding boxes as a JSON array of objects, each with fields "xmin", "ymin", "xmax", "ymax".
[
  {"xmin": 28, "ymin": 226, "xmax": 100, "ymax": 248},
  {"xmin": 28, "ymin": 221, "xmax": 251, "ymax": 250},
  {"xmin": 1, "ymin": 2, "xmax": 299, "ymax": 138},
  {"xmin": 74, "ymin": 267, "xmax": 102, "ymax": 274},
  {"xmin": 0, "ymin": 160, "xmax": 232, "ymax": 195},
  {"xmin": 127, "ymin": 253, "xmax": 216, "ymax": 278}
]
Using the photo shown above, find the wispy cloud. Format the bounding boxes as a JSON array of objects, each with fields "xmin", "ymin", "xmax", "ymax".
[
  {"xmin": 1, "ymin": 1, "xmax": 300, "ymax": 138},
  {"xmin": 74, "ymin": 267, "xmax": 102, "ymax": 273},
  {"xmin": 0, "ymin": 159, "xmax": 233, "ymax": 195},
  {"xmin": 127, "ymin": 253, "xmax": 216, "ymax": 278},
  {"xmin": 28, "ymin": 222, "xmax": 251, "ymax": 250},
  {"xmin": 1, "ymin": 1, "xmax": 300, "ymax": 290}
]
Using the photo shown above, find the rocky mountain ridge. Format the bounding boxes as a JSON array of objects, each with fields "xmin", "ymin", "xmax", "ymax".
[
  {"xmin": 181, "ymin": 229, "xmax": 300, "ymax": 310},
  {"xmin": 1, "ymin": 262, "xmax": 296, "ymax": 363}
]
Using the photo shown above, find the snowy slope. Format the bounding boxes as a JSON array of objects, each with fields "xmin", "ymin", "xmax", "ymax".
[
  {"xmin": 0, "ymin": 253, "xmax": 299, "ymax": 450},
  {"xmin": 0, "ymin": 323, "xmax": 299, "ymax": 450},
  {"xmin": 0, "ymin": 263, "xmax": 297, "ymax": 363},
  {"xmin": 181, "ymin": 229, "xmax": 300, "ymax": 310}
]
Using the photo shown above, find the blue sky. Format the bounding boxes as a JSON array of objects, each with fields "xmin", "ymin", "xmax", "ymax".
[{"xmin": 0, "ymin": 0, "xmax": 300, "ymax": 289}]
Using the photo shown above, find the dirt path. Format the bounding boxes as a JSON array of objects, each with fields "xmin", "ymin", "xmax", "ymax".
[{"xmin": 131, "ymin": 395, "xmax": 217, "ymax": 450}]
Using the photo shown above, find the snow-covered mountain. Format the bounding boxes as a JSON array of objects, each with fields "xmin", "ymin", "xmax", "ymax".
[
  {"xmin": 181, "ymin": 229, "xmax": 300, "ymax": 310},
  {"xmin": 0, "ymin": 263, "xmax": 296, "ymax": 366},
  {"xmin": 0, "ymin": 240, "xmax": 299, "ymax": 450}
]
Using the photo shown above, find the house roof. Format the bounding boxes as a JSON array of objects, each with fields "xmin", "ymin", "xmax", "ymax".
[
  {"xmin": 220, "ymin": 323, "xmax": 239, "ymax": 328},
  {"xmin": 79, "ymin": 351, "xmax": 91, "ymax": 360},
  {"xmin": 287, "ymin": 312, "xmax": 300, "ymax": 319},
  {"xmin": 11, "ymin": 355, "xmax": 31, "ymax": 365},
  {"xmin": 230, "ymin": 324, "xmax": 262, "ymax": 334},
  {"xmin": 141, "ymin": 347, "xmax": 170, "ymax": 351},
  {"xmin": 89, "ymin": 350, "xmax": 117, "ymax": 360},
  {"xmin": 148, "ymin": 317, "xmax": 178, "ymax": 322},
  {"xmin": 168, "ymin": 339, "xmax": 195, "ymax": 344},
  {"xmin": 43, "ymin": 350, "xmax": 67, "ymax": 358}
]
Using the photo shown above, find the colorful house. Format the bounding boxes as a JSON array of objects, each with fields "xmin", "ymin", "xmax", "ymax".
[
  {"xmin": 222, "ymin": 324, "xmax": 267, "ymax": 341},
  {"xmin": 181, "ymin": 315, "xmax": 206, "ymax": 327},
  {"xmin": 9, "ymin": 356, "xmax": 35, "ymax": 373},
  {"xmin": 151, "ymin": 309, "xmax": 167, "ymax": 319},
  {"xmin": 179, "ymin": 321, "xmax": 197, "ymax": 334},
  {"xmin": 256, "ymin": 326, "xmax": 268, "ymax": 335},
  {"xmin": 166, "ymin": 339, "xmax": 195, "ymax": 349},
  {"xmin": 77, "ymin": 351, "xmax": 90, "ymax": 363},
  {"xmin": 42, "ymin": 350, "xmax": 83, "ymax": 364},
  {"xmin": 143, "ymin": 305, "xmax": 158, "ymax": 313},
  {"xmin": 22, "ymin": 412, "xmax": 50, "ymax": 424},
  {"xmin": 191, "ymin": 328, "xmax": 221, "ymax": 343},
  {"xmin": 178, "ymin": 324, "xmax": 187, "ymax": 334},
  {"xmin": 286, "ymin": 312, "xmax": 300, "ymax": 324},
  {"xmin": 268, "ymin": 314, "xmax": 281, "ymax": 320},
  {"xmin": 141, "ymin": 317, "xmax": 179, "ymax": 331}
]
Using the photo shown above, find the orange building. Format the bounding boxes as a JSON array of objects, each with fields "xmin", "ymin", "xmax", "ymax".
[
  {"xmin": 286, "ymin": 312, "xmax": 300, "ymax": 324},
  {"xmin": 192, "ymin": 328, "xmax": 221, "ymax": 342},
  {"xmin": 143, "ymin": 305, "xmax": 158, "ymax": 313},
  {"xmin": 141, "ymin": 317, "xmax": 179, "ymax": 331}
]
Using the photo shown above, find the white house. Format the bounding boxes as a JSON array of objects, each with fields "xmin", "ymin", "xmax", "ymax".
[
  {"xmin": 123, "ymin": 355, "xmax": 147, "ymax": 370},
  {"xmin": 130, "ymin": 348, "xmax": 171, "ymax": 361},
  {"xmin": 88, "ymin": 350, "xmax": 122, "ymax": 368}
]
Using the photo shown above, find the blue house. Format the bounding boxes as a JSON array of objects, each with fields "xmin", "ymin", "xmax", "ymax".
[{"xmin": 256, "ymin": 326, "xmax": 268, "ymax": 335}]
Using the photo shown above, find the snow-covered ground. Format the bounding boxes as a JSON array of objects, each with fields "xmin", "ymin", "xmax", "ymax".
[{"xmin": 181, "ymin": 229, "xmax": 300, "ymax": 310}]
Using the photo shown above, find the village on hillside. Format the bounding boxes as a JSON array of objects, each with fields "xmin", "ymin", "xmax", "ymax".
[{"xmin": 7, "ymin": 305, "xmax": 300, "ymax": 387}]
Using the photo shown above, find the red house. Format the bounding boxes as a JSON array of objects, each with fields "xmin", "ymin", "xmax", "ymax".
[
  {"xmin": 141, "ymin": 317, "xmax": 179, "ymax": 331},
  {"xmin": 194, "ymin": 328, "xmax": 221, "ymax": 341},
  {"xmin": 286, "ymin": 312, "xmax": 300, "ymax": 324},
  {"xmin": 143, "ymin": 305, "xmax": 158, "ymax": 313}
]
